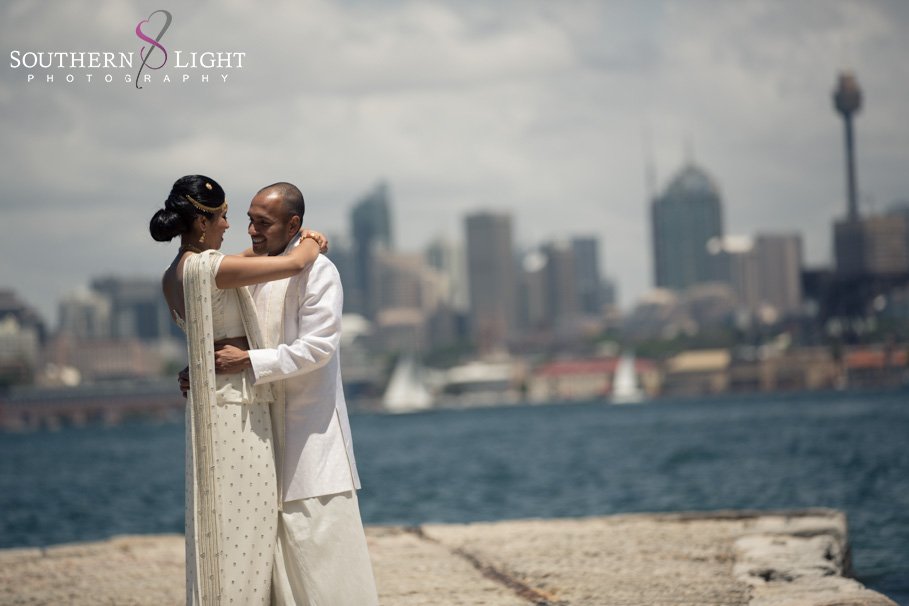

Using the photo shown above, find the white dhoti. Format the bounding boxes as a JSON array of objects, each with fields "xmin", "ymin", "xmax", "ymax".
[{"xmin": 271, "ymin": 490, "xmax": 379, "ymax": 606}]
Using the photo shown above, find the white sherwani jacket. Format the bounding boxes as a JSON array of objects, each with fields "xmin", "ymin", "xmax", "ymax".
[{"xmin": 247, "ymin": 251, "xmax": 361, "ymax": 502}]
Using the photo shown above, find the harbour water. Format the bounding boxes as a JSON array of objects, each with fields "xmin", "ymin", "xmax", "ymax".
[{"xmin": 1, "ymin": 389, "xmax": 907, "ymax": 603}]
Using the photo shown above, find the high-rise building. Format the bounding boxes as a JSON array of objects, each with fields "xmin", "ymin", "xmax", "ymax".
[
  {"xmin": 425, "ymin": 237, "xmax": 469, "ymax": 312},
  {"xmin": 370, "ymin": 250, "xmax": 445, "ymax": 352},
  {"xmin": 350, "ymin": 182, "xmax": 393, "ymax": 317},
  {"xmin": 651, "ymin": 164, "xmax": 724, "ymax": 291},
  {"xmin": 90, "ymin": 277, "xmax": 177, "ymax": 341},
  {"xmin": 465, "ymin": 211, "xmax": 515, "ymax": 353},
  {"xmin": 754, "ymin": 234, "xmax": 803, "ymax": 316},
  {"xmin": 707, "ymin": 234, "xmax": 803, "ymax": 319},
  {"xmin": 706, "ymin": 236, "xmax": 759, "ymax": 312},
  {"xmin": 571, "ymin": 236, "xmax": 603, "ymax": 315},
  {"xmin": 58, "ymin": 287, "xmax": 111, "ymax": 340},
  {"xmin": 518, "ymin": 250, "xmax": 548, "ymax": 331},
  {"xmin": 543, "ymin": 241, "xmax": 580, "ymax": 327}
]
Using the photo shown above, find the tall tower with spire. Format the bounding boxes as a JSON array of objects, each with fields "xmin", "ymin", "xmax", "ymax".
[
  {"xmin": 832, "ymin": 72, "xmax": 867, "ymax": 277},
  {"xmin": 833, "ymin": 71, "xmax": 862, "ymax": 222}
]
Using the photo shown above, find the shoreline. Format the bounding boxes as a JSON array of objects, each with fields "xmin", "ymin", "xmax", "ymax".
[{"xmin": 0, "ymin": 509, "xmax": 897, "ymax": 605}]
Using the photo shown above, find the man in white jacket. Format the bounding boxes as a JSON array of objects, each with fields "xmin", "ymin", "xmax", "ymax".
[{"xmin": 213, "ymin": 182, "xmax": 379, "ymax": 605}]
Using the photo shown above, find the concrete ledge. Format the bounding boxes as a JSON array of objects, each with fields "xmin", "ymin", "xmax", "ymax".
[{"xmin": 0, "ymin": 509, "xmax": 896, "ymax": 605}]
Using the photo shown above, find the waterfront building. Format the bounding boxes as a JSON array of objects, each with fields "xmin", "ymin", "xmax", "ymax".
[
  {"xmin": 0, "ymin": 290, "xmax": 47, "ymax": 385},
  {"xmin": 0, "ymin": 315, "xmax": 40, "ymax": 384},
  {"xmin": 527, "ymin": 357, "xmax": 658, "ymax": 403},
  {"xmin": 661, "ymin": 349, "xmax": 731, "ymax": 398},
  {"xmin": 57, "ymin": 287, "xmax": 111, "ymax": 340},
  {"xmin": 43, "ymin": 337, "xmax": 161, "ymax": 382},
  {"xmin": 90, "ymin": 276, "xmax": 177, "ymax": 341},
  {"xmin": 651, "ymin": 164, "xmax": 724, "ymax": 291},
  {"xmin": 465, "ymin": 211, "xmax": 516, "ymax": 353},
  {"xmin": 727, "ymin": 347, "xmax": 838, "ymax": 393},
  {"xmin": 0, "ymin": 289, "xmax": 46, "ymax": 343}
]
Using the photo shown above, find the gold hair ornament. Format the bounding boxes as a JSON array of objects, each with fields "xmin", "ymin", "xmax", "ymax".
[{"xmin": 184, "ymin": 194, "xmax": 227, "ymax": 214}]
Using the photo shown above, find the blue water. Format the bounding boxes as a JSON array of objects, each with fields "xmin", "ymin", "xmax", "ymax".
[{"xmin": 1, "ymin": 391, "xmax": 907, "ymax": 603}]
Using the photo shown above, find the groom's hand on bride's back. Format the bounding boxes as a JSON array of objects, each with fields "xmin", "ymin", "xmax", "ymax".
[
  {"xmin": 214, "ymin": 338, "xmax": 252, "ymax": 374},
  {"xmin": 177, "ymin": 335, "xmax": 250, "ymax": 396},
  {"xmin": 178, "ymin": 366, "xmax": 189, "ymax": 398}
]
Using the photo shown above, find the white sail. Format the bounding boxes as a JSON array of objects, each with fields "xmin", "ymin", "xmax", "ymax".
[
  {"xmin": 382, "ymin": 355, "xmax": 433, "ymax": 413},
  {"xmin": 611, "ymin": 353, "xmax": 645, "ymax": 404}
]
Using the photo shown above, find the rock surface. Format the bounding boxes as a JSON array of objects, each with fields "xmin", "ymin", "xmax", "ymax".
[{"xmin": 0, "ymin": 509, "xmax": 896, "ymax": 605}]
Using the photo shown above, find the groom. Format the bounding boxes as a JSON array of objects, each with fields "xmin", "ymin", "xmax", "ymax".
[{"xmin": 213, "ymin": 182, "xmax": 379, "ymax": 605}]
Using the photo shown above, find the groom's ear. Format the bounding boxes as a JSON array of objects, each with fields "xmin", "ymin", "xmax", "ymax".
[{"xmin": 288, "ymin": 214, "xmax": 301, "ymax": 236}]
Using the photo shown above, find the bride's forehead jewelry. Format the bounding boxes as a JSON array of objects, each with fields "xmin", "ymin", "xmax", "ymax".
[{"xmin": 185, "ymin": 194, "xmax": 227, "ymax": 214}]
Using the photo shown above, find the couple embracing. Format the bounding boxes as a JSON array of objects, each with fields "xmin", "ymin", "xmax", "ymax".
[{"xmin": 149, "ymin": 176, "xmax": 378, "ymax": 605}]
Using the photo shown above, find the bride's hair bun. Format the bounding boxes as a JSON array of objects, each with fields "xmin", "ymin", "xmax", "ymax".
[{"xmin": 149, "ymin": 175, "xmax": 225, "ymax": 242}]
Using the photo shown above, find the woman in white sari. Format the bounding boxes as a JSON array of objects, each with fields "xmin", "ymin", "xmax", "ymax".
[{"xmin": 150, "ymin": 175, "xmax": 325, "ymax": 605}]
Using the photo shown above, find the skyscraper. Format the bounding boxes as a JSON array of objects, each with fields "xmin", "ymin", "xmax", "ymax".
[
  {"xmin": 90, "ymin": 277, "xmax": 176, "ymax": 341},
  {"xmin": 651, "ymin": 164, "xmax": 724, "ymax": 291},
  {"xmin": 754, "ymin": 234, "xmax": 803, "ymax": 317},
  {"xmin": 350, "ymin": 182, "xmax": 393, "ymax": 317},
  {"xmin": 543, "ymin": 240, "xmax": 580, "ymax": 326},
  {"xmin": 708, "ymin": 234, "xmax": 803, "ymax": 318},
  {"xmin": 571, "ymin": 236, "xmax": 603, "ymax": 315},
  {"xmin": 465, "ymin": 212, "xmax": 515, "ymax": 353},
  {"xmin": 425, "ymin": 237, "xmax": 469, "ymax": 312}
]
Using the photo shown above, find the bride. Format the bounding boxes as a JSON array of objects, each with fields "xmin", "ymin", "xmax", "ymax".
[{"xmin": 149, "ymin": 174, "xmax": 325, "ymax": 605}]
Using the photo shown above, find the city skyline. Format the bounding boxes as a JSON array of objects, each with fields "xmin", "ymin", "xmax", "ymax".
[{"xmin": 2, "ymin": 1, "xmax": 908, "ymax": 324}]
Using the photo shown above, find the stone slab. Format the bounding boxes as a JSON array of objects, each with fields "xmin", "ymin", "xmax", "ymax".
[{"xmin": 0, "ymin": 509, "xmax": 896, "ymax": 605}]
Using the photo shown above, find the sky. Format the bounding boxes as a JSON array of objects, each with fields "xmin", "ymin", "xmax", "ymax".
[{"xmin": 1, "ymin": 0, "xmax": 907, "ymax": 325}]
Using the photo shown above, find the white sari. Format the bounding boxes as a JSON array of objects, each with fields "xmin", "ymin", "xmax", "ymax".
[{"xmin": 182, "ymin": 250, "xmax": 278, "ymax": 605}]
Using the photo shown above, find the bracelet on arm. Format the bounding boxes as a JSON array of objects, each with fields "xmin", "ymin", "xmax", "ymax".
[{"xmin": 300, "ymin": 232, "xmax": 325, "ymax": 249}]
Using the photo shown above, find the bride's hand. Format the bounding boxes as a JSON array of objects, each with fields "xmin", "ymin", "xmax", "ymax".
[{"xmin": 300, "ymin": 229, "xmax": 329, "ymax": 253}]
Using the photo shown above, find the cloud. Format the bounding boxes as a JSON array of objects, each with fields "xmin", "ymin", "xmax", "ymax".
[{"xmin": 1, "ymin": 0, "xmax": 907, "ymax": 325}]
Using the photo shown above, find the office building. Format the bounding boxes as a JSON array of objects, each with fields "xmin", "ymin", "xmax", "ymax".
[
  {"xmin": 571, "ymin": 237, "xmax": 603, "ymax": 316},
  {"xmin": 350, "ymin": 182, "xmax": 393, "ymax": 317},
  {"xmin": 651, "ymin": 164, "xmax": 724, "ymax": 291},
  {"xmin": 465, "ymin": 211, "xmax": 515, "ymax": 352}
]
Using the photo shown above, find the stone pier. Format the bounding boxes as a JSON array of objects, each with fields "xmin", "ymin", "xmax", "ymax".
[{"xmin": 0, "ymin": 509, "xmax": 896, "ymax": 605}]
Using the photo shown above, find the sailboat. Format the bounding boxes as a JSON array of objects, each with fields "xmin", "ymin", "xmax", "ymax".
[
  {"xmin": 610, "ymin": 352, "xmax": 645, "ymax": 404},
  {"xmin": 382, "ymin": 354, "xmax": 433, "ymax": 413}
]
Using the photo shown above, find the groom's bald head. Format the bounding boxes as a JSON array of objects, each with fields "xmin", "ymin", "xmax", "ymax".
[
  {"xmin": 258, "ymin": 182, "xmax": 305, "ymax": 222},
  {"xmin": 247, "ymin": 182, "xmax": 305, "ymax": 256}
]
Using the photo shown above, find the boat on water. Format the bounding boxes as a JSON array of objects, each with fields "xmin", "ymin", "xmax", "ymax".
[
  {"xmin": 610, "ymin": 353, "xmax": 646, "ymax": 404},
  {"xmin": 382, "ymin": 354, "xmax": 433, "ymax": 413}
]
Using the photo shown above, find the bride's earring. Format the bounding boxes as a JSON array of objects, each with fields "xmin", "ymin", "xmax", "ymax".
[{"xmin": 199, "ymin": 227, "xmax": 206, "ymax": 244}]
